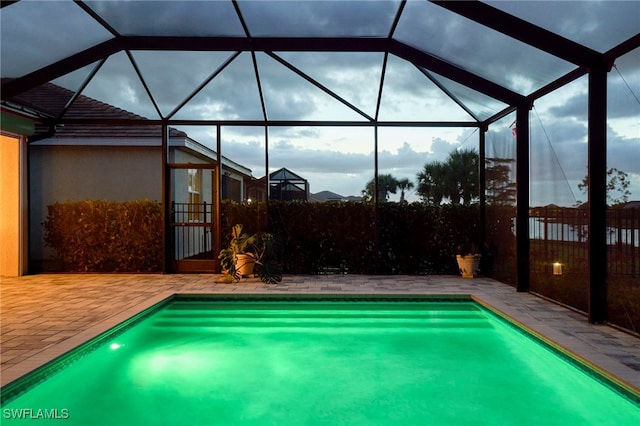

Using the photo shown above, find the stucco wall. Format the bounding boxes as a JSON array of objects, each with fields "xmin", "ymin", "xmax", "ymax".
[
  {"xmin": 1, "ymin": 134, "xmax": 28, "ymax": 276},
  {"xmin": 29, "ymin": 145, "xmax": 162, "ymax": 268}
]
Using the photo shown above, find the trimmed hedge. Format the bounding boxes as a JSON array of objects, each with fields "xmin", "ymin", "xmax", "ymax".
[
  {"xmin": 43, "ymin": 200, "xmax": 163, "ymax": 272},
  {"xmin": 43, "ymin": 199, "xmax": 480, "ymax": 274},
  {"xmin": 222, "ymin": 200, "xmax": 480, "ymax": 275}
]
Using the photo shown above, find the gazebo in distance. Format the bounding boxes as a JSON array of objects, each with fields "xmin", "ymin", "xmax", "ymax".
[{"xmin": 267, "ymin": 168, "xmax": 309, "ymax": 201}]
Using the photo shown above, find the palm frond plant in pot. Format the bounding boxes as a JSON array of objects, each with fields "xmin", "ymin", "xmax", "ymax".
[
  {"xmin": 217, "ymin": 224, "xmax": 282, "ymax": 284},
  {"xmin": 455, "ymin": 239, "xmax": 481, "ymax": 279}
]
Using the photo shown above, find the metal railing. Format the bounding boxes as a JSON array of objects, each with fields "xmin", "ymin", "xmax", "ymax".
[
  {"xmin": 171, "ymin": 202, "xmax": 213, "ymax": 260},
  {"xmin": 529, "ymin": 206, "xmax": 639, "ymax": 277}
]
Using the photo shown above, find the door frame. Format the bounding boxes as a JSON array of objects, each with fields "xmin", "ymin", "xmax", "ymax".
[{"xmin": 167, "ymin": 163, "xmax": 220, "ymax": 273}]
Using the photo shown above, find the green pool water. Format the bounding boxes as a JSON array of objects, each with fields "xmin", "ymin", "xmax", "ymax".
[{"xmin": 2, "ymin": 300, "xmax": 639, "ymax": 425}]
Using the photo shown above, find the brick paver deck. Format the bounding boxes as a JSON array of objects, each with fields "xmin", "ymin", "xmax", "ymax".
[{"xmin": 1, "ymin": 273, "xmax": 639, "ymax": 394}]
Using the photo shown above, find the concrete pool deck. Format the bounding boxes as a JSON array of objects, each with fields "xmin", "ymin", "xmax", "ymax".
[{"xmin": 1, "ymin": 273, "xmax": 639, "ymax": 395}]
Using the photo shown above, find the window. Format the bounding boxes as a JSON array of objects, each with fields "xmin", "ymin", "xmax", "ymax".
[
  {"xmin": 188, "ymin": 169, "xmax": 201, "ymax": 221},
  {"xmin": 222, "ymin": 173, "xmax": 242, "ymax": 202}
]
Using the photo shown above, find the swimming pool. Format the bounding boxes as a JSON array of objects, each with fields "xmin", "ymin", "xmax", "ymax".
[{"xmin": 2, "ymin": 297, "xmax": 639, "ymax": 425}]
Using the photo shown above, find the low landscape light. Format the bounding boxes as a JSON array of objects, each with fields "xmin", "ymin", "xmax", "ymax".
[{"xmin": 553, "ymin": 262, "xmax": 563, "ymax": 276}]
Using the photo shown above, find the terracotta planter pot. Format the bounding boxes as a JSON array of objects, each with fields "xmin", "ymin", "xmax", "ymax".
[
  {"xmin": 236, "ymin": 254, "xmax": 256, "ymax": 277},
  {"xmin": 456, "ymin": 254, "xmax": 481, "ymax": 279}
]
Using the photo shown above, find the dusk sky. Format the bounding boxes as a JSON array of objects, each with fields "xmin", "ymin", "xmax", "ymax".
[{"xmin": 2, "ymin": 0, "xmax": 638, "ymax": 205}]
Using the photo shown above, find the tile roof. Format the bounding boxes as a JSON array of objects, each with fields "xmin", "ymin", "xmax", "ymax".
[{"xmin": 2, "ymin": 79, "xmax": 185, "ymax": 139}]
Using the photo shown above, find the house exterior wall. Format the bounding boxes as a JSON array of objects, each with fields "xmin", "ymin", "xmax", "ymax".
[
  {"xmin": 28, "ymin": 139, "xmax": 251, "ymax": 270},
  {"xmin": 29, "ymin": 144, "xmax": 161, "ymax": 269},
  {"xmin": 0, "ymin": 133, "xmax": 28, "ymax": 276}
]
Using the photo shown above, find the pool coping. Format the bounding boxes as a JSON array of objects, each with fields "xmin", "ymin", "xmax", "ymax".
[
  {"xmin": 2, "ymin": 292, "xmax": 639, "ymax": 405},
  {"xmin": 471, "ymin": 295, "xmax": 640, "ymax": 403},
  {"xmin": 1, "ymin": 290, "xmax": 175, "ymax": 389}
]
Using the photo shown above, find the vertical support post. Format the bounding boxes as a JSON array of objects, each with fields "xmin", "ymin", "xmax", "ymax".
[
  {"xmin": 479, "ymin": 124, "xmax": 487, "ymax": 247},
  {"xmin": 632, "ymin": 208, "xmax": 637, "ymax": 278},
  {"xmin": 161, "ymin": 123, "xmax": 171, "ymax": 273},
  {"xmin": 203, "ymin": 201, "xmax": 207, "ymax": 253},
  {"xmin": 374, "ymin": 126, "xmax": 379, "ymax": 205},
  {"xmin": 374, "ymin": 125, "xmax": 380, "ymax": 274},
  {"xmin": 516, "ymin": 104, "xmax": 530, "ymax": 292},
  {"xmin": 215, "ymin": 125, "xmax": 222, "ymax": 273},
  {"xmin": 544, "ymin": 206, "xmax": 549, "ymax": 274},
  {"xmin": 588, "ymin": 61, "xmax": 608, "ymax": 324},
  {"xmin": 264, "ymin": 125, "xmax": 269, "ymax": 231}
]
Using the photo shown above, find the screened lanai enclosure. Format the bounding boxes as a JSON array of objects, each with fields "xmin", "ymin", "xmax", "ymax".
[{"xmin": 1, "ymin": 1, "xmax": 639, "ymax": 330}]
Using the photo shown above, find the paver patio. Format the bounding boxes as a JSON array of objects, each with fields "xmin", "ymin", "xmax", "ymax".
[{"xmin": 1, "ymin": 273, "xmax": 639, "ymax": 395}]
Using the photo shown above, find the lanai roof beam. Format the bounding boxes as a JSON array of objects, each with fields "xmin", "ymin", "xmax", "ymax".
[{"xmin": 431, "ymin": 0, "xmax": 601, "ymax": 66}]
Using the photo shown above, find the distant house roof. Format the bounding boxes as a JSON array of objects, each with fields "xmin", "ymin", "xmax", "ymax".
[
  {"xmin": 251, "ymin": 167, "xmax": 309, "ymax": 201},
  {"xmin": 270, "ymin": 167, "xmax": 306, "ymax": 182}
]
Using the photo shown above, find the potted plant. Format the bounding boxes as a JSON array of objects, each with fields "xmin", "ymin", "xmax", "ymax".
[
  {"xmin": 455, "ymin": 239, "xmax": 481, "ymax": 279},
  {"xmin": 218, "ymin": 224, "xmax": 282, "ymax": 284}
]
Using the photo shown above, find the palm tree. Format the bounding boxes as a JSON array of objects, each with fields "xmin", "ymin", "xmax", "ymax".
[
  {"xmin": 485, "ymin": 157, "xmax": 516, "ymax": 205},
  {"xmin": 397, "ymin": 178, "xmax": 415, "ymax": 204},
  {"xmin": 447, "ymin": 148, "xmax": 479, "ymax": 205},
  {"xmin": 362, "ymin": 173, "xmax": 400, "ymax": 202},
  {"xmin": 416, "ymin": 161, "xmax": 447, "ymax": 205},
  {"xmin": 416, "ymin": 148, "xmax": 479, "ymax": 205}
]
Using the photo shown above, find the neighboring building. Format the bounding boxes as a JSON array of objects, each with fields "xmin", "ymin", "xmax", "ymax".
[
  {"xmin": 621, "ymin": 201, "xmax": 640, "ymax": 210},
  {"xmin": 2, "ymin": 82, "xmax": 256, "ymax": 272},
  {"xmin": 265, "ymin": 168, "xmax": 309, "ymax": 201},
  {"xmin": 252, "ymin": 169, "xmax": 362, "ymax": 203}
]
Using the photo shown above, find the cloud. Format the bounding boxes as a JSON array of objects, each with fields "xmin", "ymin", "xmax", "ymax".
[
  {"xmin": 0, "ymin": 1, "xmax": 111, "ymax": 77},
  {"xmin": 2, "ymin": 0, "xmax": 638, "ymax": 204},
  {"xmin": 237, "ymin": 0, "xmax": 399, "ymax": 37},
  {"xmin": 608, "ymin": 132, "xmax": 640, "ymax": 176},
  {"xmin": 394, "ymin": 0, "xmax": 572, "ymax": 94},
  {"xmin": 131, "ymin": 51, "xmax": 245, "ymax": 115},
  {"xmin": 429, "ymin": 137, "xmax": 460, "ymax": 160},
  {"xmin": 486, "ymin": 0, "xmax": 640, "ymax": 52},
  {"xmin": 87, "ymin": 1, "xmax": 243, "ymax": 37},
  {"xmin": 546, "ymin": 93, "xmax": 587, "ymax": 120},
  {"xmin": 220, "ymin": 130, "xmax": 449, "ymax": 178},
  {"xmin": 528, "ymin": 112, "xmax": 640, "ymax": 205},
  {"xmin": 546, "ymin": 78, "xmax": 640, "ymax": 121},
  {"xmin": 608, "ymin": 76, "xmax": 640, "ymax": 119},
  {"xmin": 379, "ymin": 142, "xmax": 430, "ymax": 174},
  {"xmin": 276, "ymin": 51, "xmax": 386, "ymax": 118}
]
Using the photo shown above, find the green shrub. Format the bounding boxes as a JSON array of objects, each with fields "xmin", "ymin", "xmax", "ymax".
[
  {"xmin": 222, "ymin": 200, "xmax": 480, "ymax": 275},
  {"xmin": 43, "ymin": 200, "xmax": 162, "ymax": 272},
  {"xmin": 268, "ymin": 201, "xmax": 377, "ymax": 274},
  {"xmin": 43, "ymin": 199, "xmax": 482, "ymax": 275}
]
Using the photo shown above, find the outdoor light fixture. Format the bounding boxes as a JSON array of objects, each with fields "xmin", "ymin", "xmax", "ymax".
[{"xmin": 553, "ymin": 262, "xmax": 563, "ymax": 276}]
